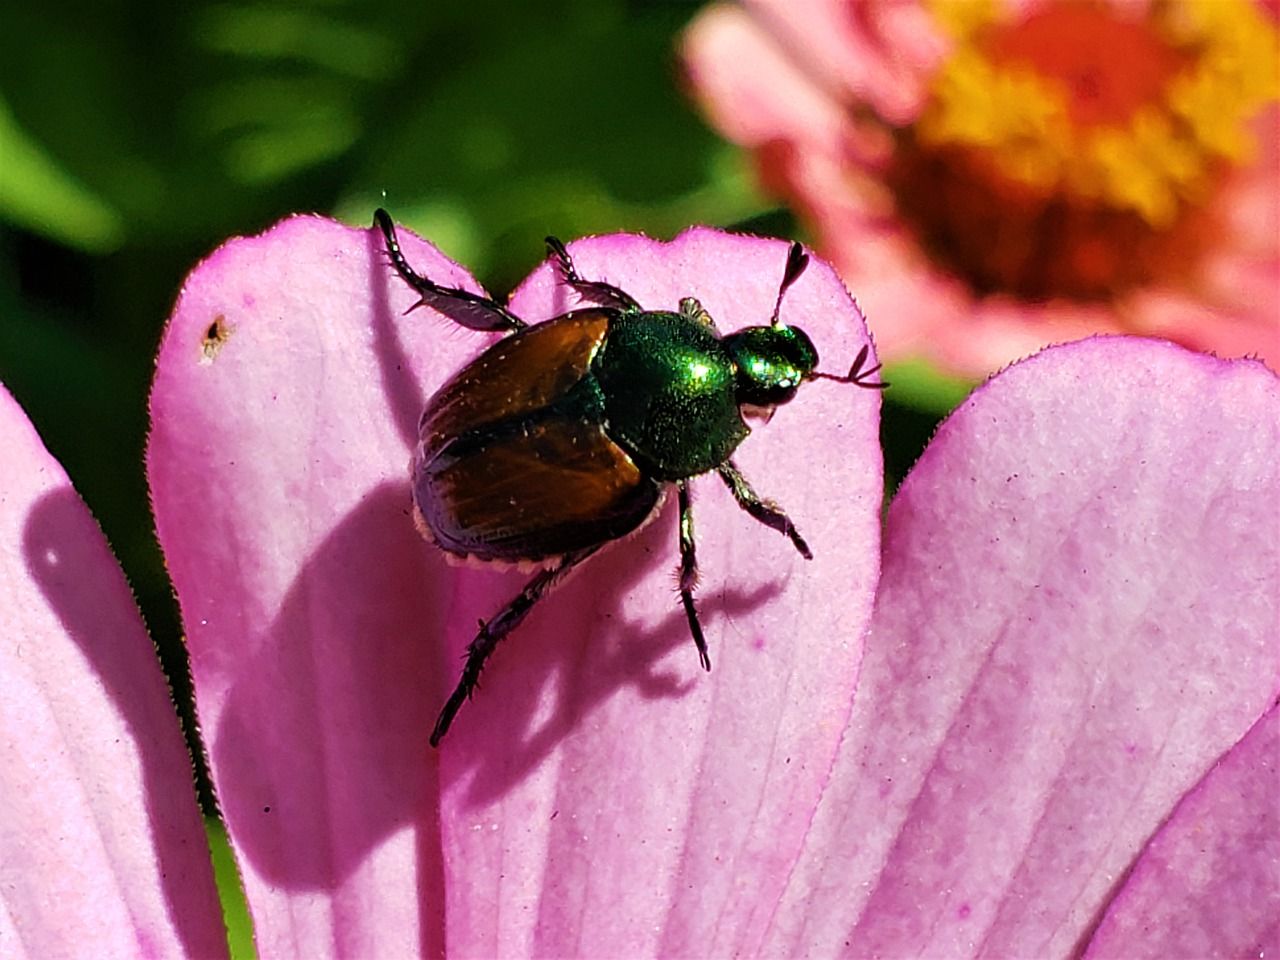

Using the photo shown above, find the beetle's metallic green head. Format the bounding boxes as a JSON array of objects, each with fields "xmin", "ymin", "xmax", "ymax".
[
  {"xmin": 726, "ymin": 323, "xmax": 820, "ymax": 408},
  {"xmin": 728, "ymin": 241, "xmax": 888, "ymax": 412},
  {"xmin": 724, "ymin": 241, "xmax": 819, "ymax": 410}
]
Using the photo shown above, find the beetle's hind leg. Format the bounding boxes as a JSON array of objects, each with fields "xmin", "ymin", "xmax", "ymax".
[
  {"xmin": 676, "ymin": 482, "xmax": 712, "ymax": 672},
  {"xmin": 374, "ymin": 208, "xmax": 526, "ymax": 333},
  {"xmin": 717, "ymin": 460, "xmax": 813, "ymax": 560},
  {"xmin": 545, "ymin": 236, "xmax": 642, "ymax": 312},
  {"xmin": 430, "ymin": 545, "xmax": 600, "ymax": 746}
]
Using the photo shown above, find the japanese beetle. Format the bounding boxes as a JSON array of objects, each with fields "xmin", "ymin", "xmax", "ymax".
[{"xmin": 373, "ymin": 209, "xmax": 885, "ymax": 745}]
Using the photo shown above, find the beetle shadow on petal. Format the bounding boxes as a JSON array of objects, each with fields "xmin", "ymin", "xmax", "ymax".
[
  {"xmin": 208, "ymin": 482, "xmax": 449, "ymax": 926},
  {"xmin": 201, "ymin": 477, "xmax": 779, "ymax": 910},
  {"xmin": 440, "ymin": 503, "xmax": 787, "ymax": 807}
]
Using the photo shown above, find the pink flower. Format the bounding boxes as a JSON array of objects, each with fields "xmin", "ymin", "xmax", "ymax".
[
  {"xmin": 683, "ymin": 0, "xmax": 1280, "ymax": 377},
  {"xmin": 2, "ymin": 216, "xmax": 1277, "ymax": 957}
]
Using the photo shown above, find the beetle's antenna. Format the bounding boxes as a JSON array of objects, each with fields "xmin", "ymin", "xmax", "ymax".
[
  {"xmin": 769, "ymin": 242, "xmax": 809, "ymax": 328},
  {"xmin": 810, "ymin": 344, "xmax": 889, "ymax": 390}
]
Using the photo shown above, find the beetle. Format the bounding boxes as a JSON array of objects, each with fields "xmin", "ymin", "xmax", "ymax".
[{"xmin": 373, "ymin": 209, "xmax": 885, "ymax": 745}]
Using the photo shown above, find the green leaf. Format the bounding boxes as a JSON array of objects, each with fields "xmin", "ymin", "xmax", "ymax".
[
  {"xmin": 0, "ymin": 95, "xmax": 124, "ymax": 251},
  {"xmin": 882, "ymin": 357, "xmax": 975, "ymax": 414}
]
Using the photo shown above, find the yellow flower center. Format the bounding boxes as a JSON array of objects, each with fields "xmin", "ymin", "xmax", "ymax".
[{"xmin": 888, "ymin": 0, "xmax": 1278, "ymax": 300}]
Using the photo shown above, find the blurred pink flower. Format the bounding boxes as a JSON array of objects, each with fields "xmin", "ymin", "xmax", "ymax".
[
  {"xmin": 683, "ymin": 0, "xmax": 1280, "ymax": 377},
  {"xmin": 3, "ymin": 217, "xmax": 1278, "ymax": 957}
]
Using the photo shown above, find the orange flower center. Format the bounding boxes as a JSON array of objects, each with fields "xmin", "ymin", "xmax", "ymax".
[
  {"xmin": 986, "ymin": 5, "xmax": 1186, "ymax": 129},
  {"xmin": 885, "ymin": 0, "xmax": 1278, "ymax": 301}
]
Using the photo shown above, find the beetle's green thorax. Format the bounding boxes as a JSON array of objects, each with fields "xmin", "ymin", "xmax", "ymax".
[
  {"xmin": 724, "ymin": 324, "xmax": 820, "ymax": 407},
  {"xmin": 592, "ymin": 310, "xmax": 748, "ymax": 480}
]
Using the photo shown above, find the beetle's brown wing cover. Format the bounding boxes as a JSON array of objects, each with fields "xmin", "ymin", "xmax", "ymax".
[
  {"xmin": 420, "ymin": 417, "xmax": 660, "ymax": 561},
  {"xmin": 420, "ymin": 310, "xmax": 610, "ymax": 455},
  {"xmin": 414, "ymin": 310, "xmax": 661, "ymax": 561}
]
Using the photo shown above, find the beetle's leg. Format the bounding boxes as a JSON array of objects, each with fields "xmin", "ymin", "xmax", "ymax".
[
  {"xmin": 374, "ymin": 209, "xmax": 526, "ymax": 333},
  {"xmin": 545, "ymin": 235, "xmax": 642, "ymax": 312},
  {"xmin": 717, "ymin": 460, "xmax": 813, "ymax": 560},
  {"xmin": 677, "ymin": 482, "xmax": 712, "ymax": 672},
  {"xmin": 430, "ymin": 545, "xmax": 600, "ymax": 746}
]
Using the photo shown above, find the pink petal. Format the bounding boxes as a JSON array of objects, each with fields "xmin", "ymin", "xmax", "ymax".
[
  {"xmin": 740, "ymin": 0, "xmax": 945, "ymax": 124},
  {"xmin": 682, "ymin": 4, "xmax": 854, "ymax": 158},
  {"xmin": 760, "ymin": 338, "xmax": 1280, "ymax": 956},
  {"xmin": 0, "ymin": 385, "xmax": 224, "ymax": 958},
  {"xmin": 149, "ymin": 215, "xmax": 883, "ymax": 957},
  {"xmin": 147, "ymin": 216, "xmax": 488, "ymax": 957},
  {"xmin": 1086, "ymin": 701, "xmax": 1280, "ymax": 959},
  {"xmin": 438, "ymin": 228, "xmax": 882, "ymax": 958}
]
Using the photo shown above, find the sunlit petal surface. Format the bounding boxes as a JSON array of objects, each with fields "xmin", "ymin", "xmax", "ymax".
[
  {"xmin": 1087, "ymin": 701, "xmax": 1279, "ymax": 959},
  {"xmin": 147, "ymin": 217, "xmax": 883, "ymax": 956},
  {"xmin": 759, "ymin": 338, "xmax": 1279, "ymax": 957},
  {"xmin": 0, "ymin": 384, "xmax": 224, "ymax": 959}
]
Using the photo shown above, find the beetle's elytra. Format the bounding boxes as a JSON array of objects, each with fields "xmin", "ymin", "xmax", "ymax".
[{"xmin": 373, "ymin": 209, "xmax": 884, "ymax": 745}]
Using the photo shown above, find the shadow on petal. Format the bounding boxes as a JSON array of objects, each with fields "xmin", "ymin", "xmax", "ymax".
[
  {"xmin": 23, "ymin": 488, "xmax": 225, "ymax": 956},
  {"xmin": 441, "ymin": 501, "xmax": 788, "ymax": 807},
  {"xmin": 209, "ymin": 474, "xmax": 775, "ymax": 897},
  {"xmin": 209, "ymin": 482, "xmax": 445, "ymax": 904}
]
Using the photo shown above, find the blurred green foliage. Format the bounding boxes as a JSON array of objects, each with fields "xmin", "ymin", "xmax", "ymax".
[{"xmin": 1, "ymin": 0, "xmax": 943, "ymax": 828}]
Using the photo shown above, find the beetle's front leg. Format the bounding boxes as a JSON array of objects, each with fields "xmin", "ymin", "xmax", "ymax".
[
  {"xmin": 676, "ymin": 481, "xmax": 712, "ymax": 672},
  {"xmin": 375, "ymin": 208, "xmax": 526, "ymax": 333},
  {"xmin": 717, "ymin": 460, "xmax": 813, "ymax": 560}
]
